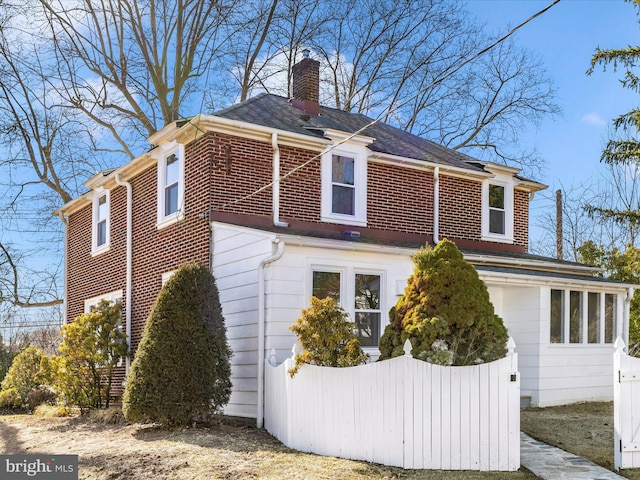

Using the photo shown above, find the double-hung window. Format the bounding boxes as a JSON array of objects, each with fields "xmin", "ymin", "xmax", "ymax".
[
  {"xmin": 488, "ymin": 184, "xmax": 505, "ymax": 235},
  {"xmin": 92, "ymin": 190, "xmax": 110, "ymax": 255},
  {"xmin": 311, "ymin": 268, "xmax": 383, "ymax": 348},
  {"xmin": 482, "ymin": 176, "xmax": 514, "ymax": 243},
  {"xmin": 321, "ymin": 143, "xmax": 367, "ymax": 226},
  {"xmin": 332, "ymin": 155, "xmax": 355, "ymax": 215},
  {"xmin": 157, "ymin": 143, "xmax": 185, "ymax": 229}
]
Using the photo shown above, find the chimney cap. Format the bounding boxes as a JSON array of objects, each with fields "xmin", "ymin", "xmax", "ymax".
[{"xmin": 302, "ymin": 48, "xmax": 310, "ymax": 59}]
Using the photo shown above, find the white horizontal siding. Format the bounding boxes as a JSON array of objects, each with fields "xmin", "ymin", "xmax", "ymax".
[
  {"xmin": 488, "ymin": 285, "xmax": 540, "ymax": 399},
  {"xmin": 212, "ymin": 223, "xmax": 275, "ymax": 419}
]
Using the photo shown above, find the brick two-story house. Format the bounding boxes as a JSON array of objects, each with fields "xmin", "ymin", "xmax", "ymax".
[{"xmin": 56, "ymin": 53, "xmax": 634, "ymax": 424}]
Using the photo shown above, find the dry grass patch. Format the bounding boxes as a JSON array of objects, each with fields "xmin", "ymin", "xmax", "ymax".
[
  {"xmin": 0, "ymin": 413, "xmax": 536, "ymax": 479},
  {"xmin": 521, "ymin": 401, "xmax": 640, "ymax": 480}
]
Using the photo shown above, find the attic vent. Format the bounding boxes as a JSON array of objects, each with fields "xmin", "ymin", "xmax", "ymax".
[{"xmin": 300, "ymin": 114, "xmax": 311, "ymax": 122}]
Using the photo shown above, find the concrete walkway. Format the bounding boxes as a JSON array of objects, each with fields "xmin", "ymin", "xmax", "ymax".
[{"xmin": 520, "ymin": 433, "xmax": 626, "ymax": 480}]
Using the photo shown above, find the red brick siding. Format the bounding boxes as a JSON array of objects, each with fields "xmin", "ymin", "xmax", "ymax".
[
  {"xmin": 67, "ymin": 136, "xmax": 213, "ymax": 353},
  {"xmin": 514, "ymin": 189, "xmax": 529, "ymax": 248},
  {"xmin": 208, "ymin": 133, "xmax": 273, "ymax": 217},
  {"xmin": 438, "ymin": 176, "xmax": 482, "ymax": 242},
  {"xmin": 279, "ymin": 146, "xmax": 322, "ymax": 222},
  {"xmin": 367, "ymin": 163, "xmax": 432, "ymax": 235},
  {"xmin": 67, "ymin": 189, "xmax": 127, "ymax": 322}
]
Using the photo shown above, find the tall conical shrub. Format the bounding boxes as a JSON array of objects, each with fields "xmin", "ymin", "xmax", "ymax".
[
  {"xmin": 379, "ymin": 239, "xmax": 507, "ymax": 365},
  {"xmin": 123, "ymin": 263, "xmax": 232, "ymax": 425}
]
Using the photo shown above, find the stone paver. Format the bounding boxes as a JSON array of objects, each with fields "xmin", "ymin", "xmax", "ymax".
[{"xmin": 520, "ymin": 432, "xmax": 625, "ymax": 480}]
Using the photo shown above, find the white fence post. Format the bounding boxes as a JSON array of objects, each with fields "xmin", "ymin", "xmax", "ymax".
[{"xmin": 614, "ymin": 337, "xmax": 624, "ymax": 470}]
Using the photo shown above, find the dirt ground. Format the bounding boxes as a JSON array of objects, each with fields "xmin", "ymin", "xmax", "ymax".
[{"xmin": 0, "ymin": 413, "xmax": 536, "ymax": 480}]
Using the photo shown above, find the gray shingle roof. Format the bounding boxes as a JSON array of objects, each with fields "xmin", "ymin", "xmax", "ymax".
[{"xmin": 213, "ymin": 93, "xmax": 486, "ymax": 173}]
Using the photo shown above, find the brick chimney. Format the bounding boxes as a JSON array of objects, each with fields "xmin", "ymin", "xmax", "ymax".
[{"xmin": 292, "ymin": 49, "xmax": 320, "ymax": 115}]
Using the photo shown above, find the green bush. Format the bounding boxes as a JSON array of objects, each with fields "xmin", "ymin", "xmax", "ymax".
[
  {"xmin": 1, "ymin": 346, "xmax": 45, "ymax": 404},
  {"xmin": 379, "ymin": 239, "xmax": 508, "ymax": 365},
  {"xmin": 123, "ymin": 263, "xmax": 232, "ymax": 426},
  {"xmin": 0, "ymin": 387, "xmax": 22, "ymax": 409},
  {"xmin": 44, "ymin": 301, "xmax": 127, "ymax": 410},
  {"xmin": 289, "ymin": 296, "xmax": 369, "ymax": 376}
]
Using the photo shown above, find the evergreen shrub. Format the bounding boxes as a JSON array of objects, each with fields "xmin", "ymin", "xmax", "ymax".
[
  {"xmin": 289, "ymin": 296, "xmax": 369, "ymax": 376},
  {"xmin": 122, "ymin": 263, "xmax": 232, "ymax": 426},
  {"xmin": 44, "ymin": 301, "xmax": 127, "ymax": 410},
  {"xmin": 0, "ymin": 387, "xmax": 22, "ymax": 409},
  {"xmin": 1, "ymin": 346, "xmax": 45, "ymax": 405},
  {"xmin": 379, "ymin": 239, "xmax": 508, "ymax": 365}
]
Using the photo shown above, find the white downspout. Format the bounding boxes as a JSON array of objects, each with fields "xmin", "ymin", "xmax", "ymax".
[
  {"xmin": 625, "ymin": 287, "xmax": 634, "ymax": 353},
  {"xmin": 57, "ymin": 212, "xmax": 68, "ymax": 325},
  {"xmin": 257, "ymin": 238, "xmax": 285, "ymax": 428},
  {"xmin": 433, "ymin": 166, "xmax": 440, "ymax": 244},
  {"xmin": 272, "ymin": 133, "xmax": 289, "ymax": 228},
  {"xmin": 115, "ymin": 174, "xmax": 133, "ymax": 375}
]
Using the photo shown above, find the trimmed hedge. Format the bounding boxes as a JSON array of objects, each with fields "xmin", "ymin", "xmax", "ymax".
[{"xmin": 123, "ymin": 263, "xmax": 232, "ymax": 426}]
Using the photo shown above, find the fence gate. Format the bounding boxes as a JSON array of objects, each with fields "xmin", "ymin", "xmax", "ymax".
[{"xmin": 614, "ymin": 337, "xmax": 640, "ymax": 470}]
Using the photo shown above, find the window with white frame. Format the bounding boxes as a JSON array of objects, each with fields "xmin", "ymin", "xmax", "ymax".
[
  {"xmin": 311, "ymin": 268, "xmax": 383, "ymax": 347},
  {"xmin": 84, "ymin": 290, "xmax": 124, "ymax": 366},
  {"xmin": 482, "ymin": 177, "xmax": 514, "ymax": 243},
  {"xmin": 92, "ymin": 191, "xmax": 110, "ymax": 255},
  {"xmin": 157, "ymin": 143, "xmax": 185, "ymax": 229},
  {"xmin": 84, "ymin": 289, "xmax": 123, "ymax": 314},
  {"xmin": 161, "ymin": 271, "xmax": 175, "ymax": 286},
  {"xmin": 549, "ymin": 289, "xmax": 617, "ymax": 344},
  {"xmin": 321, "ymin": 146, "xmax": 367, "ymax": 226},
  {"xmin": 488, "ymin": 184, "xmax": 505, "ymax": 235}
]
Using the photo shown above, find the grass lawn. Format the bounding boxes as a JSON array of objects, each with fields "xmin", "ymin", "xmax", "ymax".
[
  {"xmin": 3, "ymin": 401, "xmax": 639, "ymax": 479},
  {"xmin": 0, "ymin": 412, "xmax": 536, "ymax": 480}
]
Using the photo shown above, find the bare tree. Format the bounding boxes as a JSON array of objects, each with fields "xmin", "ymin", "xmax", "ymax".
[
  {"xmin": 0, "ymin": 0, "xmax": 562, "ymax": 324},
  {"xmin": 532, "ymin": 178, "xmax": 626, "ymax": 261},
  {"xmin": 40, "ymin": 0, "xmax": 238, "ymax": 146},
  {"xmin": 222, "ymin": 0, "xmax": 559, "ymax": 177}
]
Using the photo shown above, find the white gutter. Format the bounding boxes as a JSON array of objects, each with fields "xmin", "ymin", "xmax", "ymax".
[
  {"xmin": 257, "ymin": 238, "xmax": 285, "ymax": 428},
  {"xmin": 433, "ymin": 166, "xmax": 440, "ymax": 244},
  {"xmin": 271, "ymin": 133, "xmax": 289, "ymax": 228},
  {"xmin": 57, "ymin": 212, "xmax": 68, "ymax": 325},
  {"xmin": 114, "ymin": 173, "xmax": 133, "ymax": 375}
]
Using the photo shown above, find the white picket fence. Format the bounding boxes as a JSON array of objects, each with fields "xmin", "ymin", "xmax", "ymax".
[
  {"xmin": 264, "ymin": 339, "xmax": 520, "ymax": 471},
  {"xmin": 613, "ymin": 337, "xmax": 640, "ymax": 470}
]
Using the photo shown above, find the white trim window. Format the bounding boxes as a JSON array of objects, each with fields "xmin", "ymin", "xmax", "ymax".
[
  {"xmin": 161, "ymin": 271, "xmax": 175, "ymax": 286},
  {"xmin": 321, "ymin": 145, "xmax": 367, "ymax": 226},
  {"xmin": 84, "ymin": 290, "xmax": 124, "ymax": 365},
  {"xmin": 84, "ymin": 289, "xmax": 123, "ymax": 314},
  {"xmin": 157, "ymin": 142, "xmax": 185, "ymax": 229},
  {"xmin": 92, "ymin": 190, "xmax": 110, "ymax": 255},
  {"xmin": 311, "ymin": 268, "xmax": 383, "ymax": 348},
  {"xmin": 481, "ymin": 175, "xmax": 514, "ymax": 243},
  {"xmin": 549, "ymin": 288, "xmax": 617, "ymax": 344}
]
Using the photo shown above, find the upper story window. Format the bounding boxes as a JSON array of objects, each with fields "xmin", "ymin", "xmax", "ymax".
[
  {"xmin": 332, "ymin": 155, "xmax": 355, "ymax": 215},
  {"xmin": 321, "ymin": 144, "xmax": 367, "ymax": 226},
  {"xmin": 311, "ymin": 267, "xmax": 383, "ymax": 348},
  {"xmin": 482, "ymin": 175, "xmax": 514, "ymax": 243},
  {"xmin": 488, "ymin": 184, "xmax": 505, "ymax": 235},
  {"xmin": 156, "ymin": 142, "xmax": 185, "ymax": 229},
  {"xmin": 92, "ymin": 190, "xmax": 110, "ymax": 256}
]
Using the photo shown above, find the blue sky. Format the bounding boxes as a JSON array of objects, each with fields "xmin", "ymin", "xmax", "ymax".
[{"xmin": 466, "ymin": 0, "xmax": 639, "ymax": 248}]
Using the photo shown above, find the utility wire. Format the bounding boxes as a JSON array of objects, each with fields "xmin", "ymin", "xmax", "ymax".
[{"xmin": 217, "ymin": 0, "xmax": 561, "ymax": 209}]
